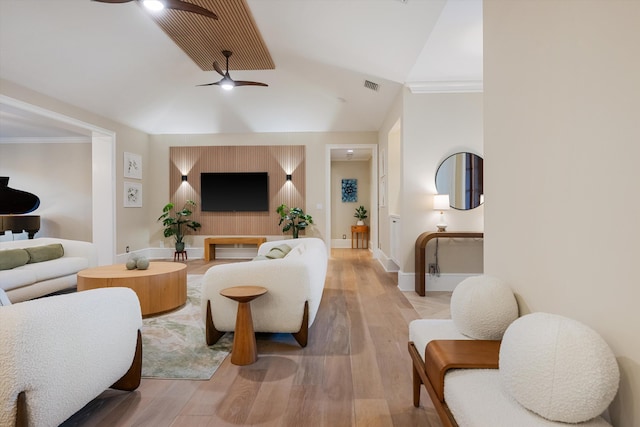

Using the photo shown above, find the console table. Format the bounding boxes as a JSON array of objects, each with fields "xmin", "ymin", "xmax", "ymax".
[
  {"xmin": 351, "ymin": 225, "xmax": 369, "ymax": 249},
  {"xmin": 415, "ymin": 231, "xmax": 483, "ymax": 296},
  {"xmin": 203, "ymin": 237, "xmax": 267, "ymax": 261}
]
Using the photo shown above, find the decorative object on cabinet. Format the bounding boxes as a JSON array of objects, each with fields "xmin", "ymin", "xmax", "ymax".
[
  {"xmin": 433, "ymin": 194, "xmax": 450, "ymax": 232},
  {"xmin": 354, "ymin": 205, "xmax": 368, "ymax": 225},
  {"xmin": 435, "ymin": 152, "xmax": 483, "ymax": 210}
]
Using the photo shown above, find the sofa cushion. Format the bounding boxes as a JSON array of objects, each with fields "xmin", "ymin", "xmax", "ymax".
[
  {"xmin": 409, "ymin": 319, "xmax": 470, "ymax": 361},
  {"xmin": 445, "ymin": 369, "xmax": 612, "ymax": 427},
  {"xmin": 25, "ymin": 243, "xmax": 64, "ymax": 263},
  {"xmin": 0, "ymin": 248, "xmax": 30, "ymax": 270},
  {"xmin": 16, "ymin": 257, "xmax": 89, "ymax": 282},
  {"xmin": 499, "ymin": 312, "xmax": 620, "ymax": 423},
  {"xmin": 450, "ymin": 275, "xmax": 518, "ymax": 340},
  {"xmin": 0, "ymin": 269, "xmax": 37, "ymax": 291}
]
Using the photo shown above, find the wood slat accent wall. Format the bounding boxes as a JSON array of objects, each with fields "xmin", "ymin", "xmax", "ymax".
[{"xmin": 169, "ymin": 146, "xmax": 305, "ymax": 236}]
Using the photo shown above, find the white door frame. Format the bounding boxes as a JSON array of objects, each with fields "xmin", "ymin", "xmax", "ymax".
[
  {"xmin": 325, "ymin": 143, "xmax": 378, "ymax": 255},
  {"xmin": 0, "ymin": 95, "xmax": 116, "ymax": 264}
]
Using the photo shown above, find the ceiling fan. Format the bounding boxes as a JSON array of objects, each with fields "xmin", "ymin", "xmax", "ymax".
[
  {"xmin": 92, "ymin": 0, "xmax": 218, "ymax": 20},
  {"xmin": 198, "ymin": 50, "xmax": 268, "ymax": 91}
]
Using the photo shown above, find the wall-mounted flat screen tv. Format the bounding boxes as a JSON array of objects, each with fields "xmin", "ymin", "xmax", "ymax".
[{"xmin": 201, "ymin": 172, "xmax": 269, "ymax": 212}]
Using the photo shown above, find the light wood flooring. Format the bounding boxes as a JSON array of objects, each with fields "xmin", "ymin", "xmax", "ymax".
[{"xmin": 61, "ymin": 249, "xmax": 450, "ymax": 427}]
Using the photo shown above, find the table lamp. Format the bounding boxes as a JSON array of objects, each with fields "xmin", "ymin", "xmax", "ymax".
[{"xmin": 433, "ymin": 194, "xmax": 450, "ymax": 232}]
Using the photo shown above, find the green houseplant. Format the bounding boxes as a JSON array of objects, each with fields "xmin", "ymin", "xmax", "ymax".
[
  {"xmin": 354, "ymin": 205, "xmax": 368, "ymax": 225},
  {"xmin": 277, "ymin": 204, "xmax": 313, "ymax": 238},
  {"xmin": 157, "ymin": 200, "xmax": 202, "ymax": 252}
]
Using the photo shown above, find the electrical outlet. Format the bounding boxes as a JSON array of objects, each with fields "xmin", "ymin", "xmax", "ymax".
[
  {"xmin": 428, "ymin": 263, "xmax": 437, "ymax": 274},
  {"xmin": 125, "ymin": 246, "xmax": 130, "ymax": 253},
  {"xmin": 342, "ymin": 234, "xmax": 346, "ymax": 239}
]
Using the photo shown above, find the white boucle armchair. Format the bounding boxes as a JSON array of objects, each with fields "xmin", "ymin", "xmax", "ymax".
[
  {"xmin": 0, "ymin": 288, "xmax": 143, "ymax": 427},
  {"xmin": 201, "ymin": 237, "xmax": 328, "ymax": 347}
]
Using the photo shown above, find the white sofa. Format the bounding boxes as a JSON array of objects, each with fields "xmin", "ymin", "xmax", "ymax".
[
  {"xmin": 0, "ymin": 287, "xmax": 143, "ymax": 427},
  {"xmin": 0, "ymin": 237, "xmax": 97, "ymax": 303},
  {"xmin": 201, "ymin": 237, "xmax": 328, "ymax": 347}
]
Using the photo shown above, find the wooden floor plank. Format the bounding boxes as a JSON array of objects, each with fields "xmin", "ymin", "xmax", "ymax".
[{"xmin": 59, "ymin": 249, "xmax": 442, "ymax": 427}]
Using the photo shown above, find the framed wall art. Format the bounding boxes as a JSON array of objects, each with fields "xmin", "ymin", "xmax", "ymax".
[
  {"xmin": 124, "ymin": 181, "xmax": 142, "ymax": 208},
  {"xmin": 124, "ymin": 152, "xmax": 142, "ymax": 179},
  {"xmin": 341, "ymin": 178, "xmax": 358, "ymax": 202}
]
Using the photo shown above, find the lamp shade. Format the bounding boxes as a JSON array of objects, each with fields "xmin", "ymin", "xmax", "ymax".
[{"xmin": 433, "ymin": 194, "xmax": 450, "ymax": 211}]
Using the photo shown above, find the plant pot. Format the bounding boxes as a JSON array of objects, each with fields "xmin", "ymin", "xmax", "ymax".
[
  {"xmin": 356, "ymin": 220, "xmax": 364, "ymax": 226},
  {"xmin": 175, "ymin": 242, "xmax": 185, "ymax": 252}
]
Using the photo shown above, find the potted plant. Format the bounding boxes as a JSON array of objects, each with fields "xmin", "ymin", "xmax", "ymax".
[
  {"xmin": 354, "ymin": 205, "xmax": 368, "ymax": 225},
  {"xmin": 277, "ymin": 203, "xmax": 313, "ymax": 238},
  {"xmin": 157, "ymin": 200, "xmax": 202, "ymax": 252}
]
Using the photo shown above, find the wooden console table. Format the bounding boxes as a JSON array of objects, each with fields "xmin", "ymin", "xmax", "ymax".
[
  {"xmin": 351, "ymin": 225, "xmax": 369, "ymax": 249},
  {"xmin": 203, "ymin": 237, "xmax": 266, "ymax": 261},
  {"xmin": 415, "ymin": 231, "xmax": 483, "ymax": 296}
]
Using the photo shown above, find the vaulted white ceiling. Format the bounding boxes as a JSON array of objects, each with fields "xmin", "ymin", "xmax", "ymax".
[{"xmin": 0, "ymin": 0, "xmax": 482, "ymax": 137}]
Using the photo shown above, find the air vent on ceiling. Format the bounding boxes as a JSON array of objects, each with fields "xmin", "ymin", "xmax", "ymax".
[{"xmin": 364, "ymin": 80, "xmax": 380, "ymax": 92}]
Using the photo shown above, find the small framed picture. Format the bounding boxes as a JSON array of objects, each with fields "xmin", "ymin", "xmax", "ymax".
[
  {"xmin": 124, "ymin": 182, "xmax": 142, "ymax": 208},
  {"xmin": 124, "ymin": 152, "xmax": 142, "ymax": 179}
]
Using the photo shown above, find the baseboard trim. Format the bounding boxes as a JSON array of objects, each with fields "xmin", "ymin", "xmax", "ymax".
[{"xmin": 398, "ymin": 272, "xmax": 481, "ymax": 292}]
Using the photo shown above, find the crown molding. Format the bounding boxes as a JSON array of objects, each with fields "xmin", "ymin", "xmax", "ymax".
[
  {"xmin": 0, "ymin": 136, "xmax": 91, "ymax": 144},
  {"xmin": 406, "ymin": 80, "xmax": 483, "ymax": 94}
]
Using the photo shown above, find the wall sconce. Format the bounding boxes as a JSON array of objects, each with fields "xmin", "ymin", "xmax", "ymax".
[
  {"xmin": 181, "ymin": 175, "xmax": 188, "ymax": 182},
  {"xmin": 286, "ymin": 174, "xmax": 292, "ymax": 181},
  {"xmin": 433, "ymin": 194, "xmax": 450, "ymax": 232}
]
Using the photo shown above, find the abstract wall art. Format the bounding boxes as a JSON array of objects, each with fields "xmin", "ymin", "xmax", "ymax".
[{"xmin": 341, "ymin": 178, "xmax": 357, "ymax": 202}]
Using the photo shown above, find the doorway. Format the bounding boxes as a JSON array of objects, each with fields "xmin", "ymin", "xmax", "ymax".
[{"xmin": 325, "ymin": 144, "xmax": 378, "ymax": 255}]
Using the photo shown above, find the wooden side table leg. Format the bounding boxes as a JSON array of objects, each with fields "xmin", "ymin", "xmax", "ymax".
[
  {"xmin": 351, "ymin": 231, "xmax": 355, "ymax": 249},
  {"xmin": 231, "ymin": 301, "xmax": 258, "ymax": 365}
]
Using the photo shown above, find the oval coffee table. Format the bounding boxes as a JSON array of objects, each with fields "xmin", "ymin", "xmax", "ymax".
[
  {"xmin": 77, "ymin": 262, "xmax": 187, "ymax": 317},
  {"xmin": 220, "ymin": 285, "xmax": 268, "ymax": 366}
]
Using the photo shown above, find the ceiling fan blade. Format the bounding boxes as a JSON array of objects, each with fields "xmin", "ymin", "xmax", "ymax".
[
  {"xmin": 234, "ymin": 81, "xmax": 269, "ymax": 87},
  {"xmin": 212, "ymin": 61, "xmax": 225, "ymax": 77},
  {"xmin": 92, "ymin": 0, "xmax": 134, "ymax": 3},
  {"xmin": 196, "ymin": 82, "xmax": 221, "ymax": 87},
  {"xmin": 164, "ymin": 0, "xmax": 218, "ymax": 20}
]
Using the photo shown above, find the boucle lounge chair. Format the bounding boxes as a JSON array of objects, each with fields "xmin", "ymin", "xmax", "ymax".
[{"xmin": 0, "ymin": 287, "xmax": 143, "ymax": 427}]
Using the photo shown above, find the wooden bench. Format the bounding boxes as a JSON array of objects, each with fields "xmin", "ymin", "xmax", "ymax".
[{"xmin": 203, "ymin": 237, "xmax": 267, "ymax": 261}]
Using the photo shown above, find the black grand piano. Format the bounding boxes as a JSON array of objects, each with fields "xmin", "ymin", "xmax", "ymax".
[{"xmin": 0, "ymin": 177, "xmax": 41, "ymax": 238}]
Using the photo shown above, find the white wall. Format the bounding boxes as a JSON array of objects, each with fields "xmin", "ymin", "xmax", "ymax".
[
  {"xmin": 484, "ymin": 2, "xmax": 640, "ymax": 426},
  {"xmin": 0, "ymin": 142, "xmax": 92, "ymax": 241},
  {"xmin": 400, "ymin": 90, "xmax": 484, "ymax": 277}
]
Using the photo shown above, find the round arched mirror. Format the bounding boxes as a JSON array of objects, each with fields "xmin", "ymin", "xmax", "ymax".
[{"xmin": 435, "ymin": 152, "xmax": 484, "ymax": 210}]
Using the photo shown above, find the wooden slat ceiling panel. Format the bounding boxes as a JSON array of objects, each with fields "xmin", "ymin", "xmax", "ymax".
[{"xmin": 148, "ymin": 0, "xmax": 274, "ymax": 71}]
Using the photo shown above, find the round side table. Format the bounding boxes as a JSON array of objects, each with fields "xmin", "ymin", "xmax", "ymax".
[{"xmin": 220, "ymin": 285, "xmax": 268, "ymax": 366}]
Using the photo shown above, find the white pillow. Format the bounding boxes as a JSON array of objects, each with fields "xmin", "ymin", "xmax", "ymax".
[
  {"xmin": 450, "ymin": 275, "xmax": 518, "ymax": 340},
  {"xmin": 499, "ymin": 312, "xmax": 620, "ymax": 423}
]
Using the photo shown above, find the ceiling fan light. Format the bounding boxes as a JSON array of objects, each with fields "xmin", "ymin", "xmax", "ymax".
[
  {"xmin": 220, "ymin": 77, "xmax": 235, "ymax": 91},
  {"xmin": 142, "ymin": 0, "xmax": 165, "ymax": 11}
]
